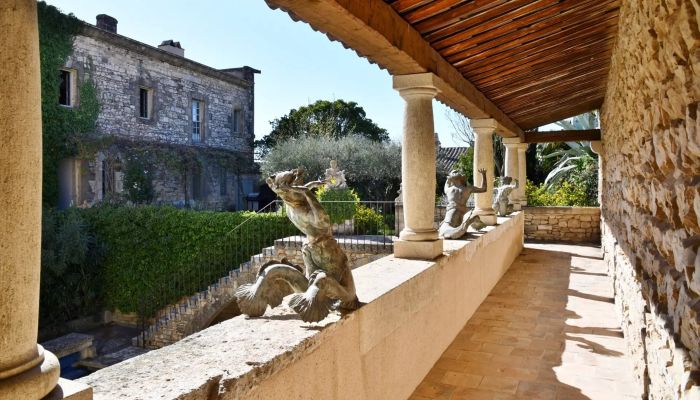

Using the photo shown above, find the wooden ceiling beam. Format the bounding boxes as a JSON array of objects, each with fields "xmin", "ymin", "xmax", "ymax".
[
  {"xmin": 524, "ymin": 129, "xmax": 601, "ymax": 143},
  {"xmin": 431, "ymin": 0, "xmax": 561, "ymax": 50},
  {"xmin": 265, "ymin": 0, "xmax": 524, "ymax": 138},
  {"xmin": 459, "ymin": 20, "xmax": 618, "ymax": 77},
  {"xmin": 475, "ymin": 44, "xmax": 614, "ymax": 90},
  {"xmin": 447, "ymin": 2, "xmax": 618, "ymax": 64},
  {"xmin": 462, "ymin": 23, "xmax": 618, "ymax": 82},
  {"xmin": 387, "ymin": 0, "xmax": 434, "ymax": 14},
  {"xmin": 506, "ymin": 86, "xmax": 605, "ymax": 116},
  {"xmin": 515, "ymin": 98, "xmax": 604, "ymax": 130},
  {"xmin": 478, "ymin": 49, "xmax": 614, "ymax": 96}
]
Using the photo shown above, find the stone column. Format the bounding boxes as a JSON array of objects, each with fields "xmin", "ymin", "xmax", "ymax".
[
  {"xmin": 392, "ymin": 73, "xmax": 442, "ymax": 259},
  {"xmin": 590, "ymin": 141, "xmax": 603, "ymax": 205},
  {"xmin": 516, "ymin": 143, "xmax": 528, "ymax": 206},
  {"xmin": 470, "ymin": 119, "xmax": 497, "ymax": 225},
  {"xmin": 502, "ymin": 138, "xmax": 521, "ymax": 211},
  {"xmin": 0, "ymin": 1, "xmax": 61, "ymax": 399}
]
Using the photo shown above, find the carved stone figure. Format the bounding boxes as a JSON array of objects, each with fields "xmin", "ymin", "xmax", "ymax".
[
  {"xmin": 324, "ymin": 160, "xmax": 347, "ymax": 189},
  {"xmin": 235, "ymin": 167, "xmax": 360, "ymax": 322},
  {"xmin": 493, "ymin": 176, "xmax": 519, "ymax": 216},
  {"xmin": 438, "ymin": 168, "xmax": 488, "ymax": 239}
]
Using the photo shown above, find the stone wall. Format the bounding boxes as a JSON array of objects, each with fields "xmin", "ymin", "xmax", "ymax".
[
  {"xmin": 57, "ymin": 25, "xmax": 258, "ymax": 209},
  {"xmin": 523, "ymin": 207, "xmax": 601, "ymax": 243},
  {"xmin": 600, "ymin": 0, "xmax": 700, "ymax": 397}
]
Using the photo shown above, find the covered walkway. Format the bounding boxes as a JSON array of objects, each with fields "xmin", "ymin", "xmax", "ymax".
[{"xmin": 410, "ymin": 243, "xmax": 640, "ymax": 400}]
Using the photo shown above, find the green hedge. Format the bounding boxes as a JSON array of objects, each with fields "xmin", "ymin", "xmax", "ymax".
[{"xmin": 78, "ymin": 206, "xmax": 296, "ymax": 316}]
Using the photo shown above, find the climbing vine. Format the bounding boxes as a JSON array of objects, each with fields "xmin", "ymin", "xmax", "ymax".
[{"xmin": 38, "ymin": 2, "xmax": 100, "ymax": 205}]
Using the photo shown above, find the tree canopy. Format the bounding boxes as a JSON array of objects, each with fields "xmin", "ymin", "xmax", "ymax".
[
  {"xmin": 261, "ymin": 135, "xmax": 401, "ymax": 200},
  {"xmin": 255, "ymin": 100, "xmax": 389, "ymax": 154}
]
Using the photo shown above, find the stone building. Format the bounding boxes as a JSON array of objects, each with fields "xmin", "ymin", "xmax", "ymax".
[{"xmin": 57, "ymin": 14, "xmax": 260, "ymax": 210}]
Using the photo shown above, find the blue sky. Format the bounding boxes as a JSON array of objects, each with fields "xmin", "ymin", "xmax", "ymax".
[{"xmin": 44, "ymin": 0, "xmax": 466, "ymax": 147}]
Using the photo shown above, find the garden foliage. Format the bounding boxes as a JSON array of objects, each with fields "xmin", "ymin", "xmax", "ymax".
[
  {"xmin": 262, "ymin": 135, "xmax": 401, "ymax": 200},
  {"xmin": 40, "ymin": 208, "xmax": 105, "ymax": 330},
  {"xmin": 42, "ymin": 206, "xmax": 297, "ymax": 320},
  {"xmin": 38, "ymin": 2, "xmax": 100, "ymax": 205},
  {"xmin": 316, "ymin": 186, "xmax": 360, "ymax": 225}
]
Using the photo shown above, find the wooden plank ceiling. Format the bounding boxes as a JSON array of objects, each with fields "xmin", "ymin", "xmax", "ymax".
[{"xmin": 384, "ymin": 0, "xmax": 620, "ymax": 130}]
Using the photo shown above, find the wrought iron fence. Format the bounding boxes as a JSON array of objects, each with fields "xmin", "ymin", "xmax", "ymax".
[{"xmin": 135, "ymin": 199, "xmax": 398, "ymax": 348}]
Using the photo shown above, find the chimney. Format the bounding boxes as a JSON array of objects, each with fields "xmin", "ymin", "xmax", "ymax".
[
  {"xmin": 158, "ymin": 40, "xmax": 184, "ymax": 57},
  {"xmin": 96, "ymin": 14, "xmax": 118, "ymax": 33}
]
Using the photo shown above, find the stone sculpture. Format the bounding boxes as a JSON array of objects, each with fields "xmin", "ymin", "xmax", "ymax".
[
  {"xmin": 438, "ymin": 168, "xmax": 488, "ymax": 239},
  {"xmin": 324, "ymin": 159, "xmax": 347, "ymax": 189},
  {"xmin": 235, "ymin": 167, "xmax": 360, "ymax": 322},
  {"xmin": 492, "ymin": 176, "xmax": 519, "ymax": 216}
]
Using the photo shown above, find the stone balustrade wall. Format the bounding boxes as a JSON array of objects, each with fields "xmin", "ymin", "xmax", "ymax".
[
  {"xmin": 600, "ymin": 0, "xmax": 700, "ymax": 397},
  {"xmin": 523, "ymin": 207, "xmax": 601, "ymax": 243}
]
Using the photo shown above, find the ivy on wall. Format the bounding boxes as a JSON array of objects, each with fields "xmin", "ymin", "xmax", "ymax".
[{"xmin": 38, "ymin": 2, "xmax": 100, "ymax": 205}]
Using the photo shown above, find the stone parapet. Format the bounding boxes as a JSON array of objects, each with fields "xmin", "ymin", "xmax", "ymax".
[
  {"xmin": 523, "ymin": 206, "xmax": 601, "ymax": 243},
  {"xmin": 79, "ymin": 214, "xmax": 524, "ymax": 400}
]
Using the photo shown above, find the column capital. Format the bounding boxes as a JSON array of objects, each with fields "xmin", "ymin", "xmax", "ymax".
[
  {"xmin": 469, "ymin": 118, "xmax": 497, "ymax": 135},
  {"xmin": 516, "ymin": 143, "xmax": 528, "ymax": 152},
  {"xmin": 393, "ymin": 73, "xmax": 440, "ymax": 98},
  {"xmin": 590, "ymin": 140, "xmax": 602, "ymax": 155},
  {"xmin": 502, "ymin": 137, "xmax": 522, "ymax": 146}
]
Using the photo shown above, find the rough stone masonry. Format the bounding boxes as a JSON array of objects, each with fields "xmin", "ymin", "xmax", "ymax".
[{"xmin": 600, "ymin": 0, "xmax": 700, "ymax": 398}]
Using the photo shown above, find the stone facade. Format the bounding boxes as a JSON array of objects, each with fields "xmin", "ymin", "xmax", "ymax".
[
  {"xmin": 523, "ymin": 207, "xmax": 601, "ymax": 243},
  {"xmin": 600, "ymin": 0, "xmax": 700, "ymax": 397},
  {"xmin": 57, "ymin": 20, "xmax": 259, "ymax": 210}
]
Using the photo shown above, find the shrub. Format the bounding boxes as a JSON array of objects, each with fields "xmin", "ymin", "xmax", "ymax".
[
  {"xmin": 354, "ymin": 205, "xmax": 386, "ymax": 235},
  {"xmin": 40, "ymin": 208, "xmax": 105, "ymax": 329},
  {"xmin": 316, "ymin": 186, "xmax": 359, "ymax": 224},
  {"xmin": 80, "ymin": 205, "xmax": 297, "ymax": 316},
  {"xmin": 526, "ymin": 180, "xmax": 592, "ymax": 207}
]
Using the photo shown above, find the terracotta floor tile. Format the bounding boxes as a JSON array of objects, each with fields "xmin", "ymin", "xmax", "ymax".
[
  {"xmin": 479, "ymin": 376, "xmax": 519, "ymax": 394},
  {"xmin": 409, "ymin": 243, "xmax": 643, "ymax": 400}
]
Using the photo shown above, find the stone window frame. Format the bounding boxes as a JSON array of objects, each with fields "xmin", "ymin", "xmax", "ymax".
[
  {"xmin": 188, "ymin": 94, "xmax": 209, "ymax": 145},
  {"xmin": 58, "ymin": 68, "xmax": 78, "ymax": 108},
  {"xmin": 232, "ymin": 106, "xmax": 244, "ymax": 135},
  {"xmin": 133, "ymin": 77, "xmax": 157, "ymax": 126},
  {"xmin": 138, "ymin": 87, "xmax": 154, "ymax": 120}
]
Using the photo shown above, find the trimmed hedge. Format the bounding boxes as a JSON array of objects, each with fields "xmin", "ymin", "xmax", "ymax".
[{"xmin": 79, "ymin": 205, "xmax": 297, "ymax": 316}]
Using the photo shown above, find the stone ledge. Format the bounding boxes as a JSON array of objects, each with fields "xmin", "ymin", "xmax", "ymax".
[
  {"xmin": 523, "ymin": 206, "xmax": 601, "ymax": 215},
  {"xmin": 79, "ymin": 213, "xmax": 524, "ymax": 400}
]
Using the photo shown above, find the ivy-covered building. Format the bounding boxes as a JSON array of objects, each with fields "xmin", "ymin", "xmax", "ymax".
[{"xmin": 56, "ymin": 13, "xmax": 259, "ymax": 210}]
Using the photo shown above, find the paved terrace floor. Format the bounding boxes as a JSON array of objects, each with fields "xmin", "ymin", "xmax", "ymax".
[{"xmin": 410, "ymin": 243, "xmax": 641, "ymax": 400}]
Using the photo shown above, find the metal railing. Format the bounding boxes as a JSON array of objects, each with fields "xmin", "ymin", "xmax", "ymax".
[{"xmin": 135, "ymin": 199, "xmax": 398, "ymax": 348}]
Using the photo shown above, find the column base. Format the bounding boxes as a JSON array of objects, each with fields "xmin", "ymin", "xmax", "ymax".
[
  {"xmin": 473, "ymin": 208, "xmax": 497, "ymax": 225},
  {"xmin": 0, "ymin": 346, "xmax": 60, "ymax": 400},
  {"xmin": 399, "ymin": 228, "xmax": 439, "ymax": 242},
  {"xmin": 394, "ymin": 238, "xmax": 443, "ymax": 260}
]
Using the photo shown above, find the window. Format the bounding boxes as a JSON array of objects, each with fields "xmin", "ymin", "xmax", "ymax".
[
  {"xmin": 139, "ymin": 88, "xmax": 152, "ymax": 119},
  {"xmin": 192, "ymin": 168, "xmax": 203, "ymax": 201},
  {"xmin": 59, "ymin": 69, "xmax": 76, "ymax": 106},
  {"xmin": 192, "ymin": 99, "xmax": 203, "ymax": 143},
  {"xmin": 232, "ymin": 108, "xmax": 242, "ymax": 134},
  {"xmin": 219, "ymin": 168, "xmax": 227, "ymax": 196}
]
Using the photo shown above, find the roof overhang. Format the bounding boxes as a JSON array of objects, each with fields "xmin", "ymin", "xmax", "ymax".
[{"xmin": 265, "ymin": 0, "xmax": 619, "ymax": 139}]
